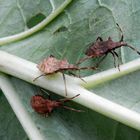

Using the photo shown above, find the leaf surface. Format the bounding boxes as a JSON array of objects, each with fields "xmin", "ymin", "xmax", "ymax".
[{"xmin": 0, "ymin": 0, "xmax": 140, "ymax": 139}]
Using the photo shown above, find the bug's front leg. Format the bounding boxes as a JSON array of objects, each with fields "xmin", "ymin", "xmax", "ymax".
[{"xmin": 95, "ymin": 54, "xmax": 108, "ymax": 68}]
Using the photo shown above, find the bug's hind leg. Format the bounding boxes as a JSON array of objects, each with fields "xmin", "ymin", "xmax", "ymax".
[
  {"xmin": 126, "ymin": 44, "xmax": 140, "ymax": 55},
  {"xmin": 95, "ymin": 54, "xmax": 108, "ymax": 68}
]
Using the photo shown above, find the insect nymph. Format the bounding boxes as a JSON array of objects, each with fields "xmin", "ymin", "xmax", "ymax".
[
  {"xmin": 31, "ymin": 94, "xmax": 83, "ymax": 116},
  {"xmin": 77, "ymin": 24, "xmax": 140, "ymax": 69},
  {"xmin": 34, "ymin": 55, "xmax": 96, "ymax": 95}
]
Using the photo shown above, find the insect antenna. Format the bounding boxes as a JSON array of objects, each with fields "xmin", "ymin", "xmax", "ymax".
[
  {"xmin": 116, "ymin": 23, "xmax": 124, "ymax": 42},
  {"xmin": 126, "ymin": 44, "xmax": 140, "ymax": 55},
  {"xmin": 62, "ymin": 106, "xmax": 84, "ymax": 112},
  {"xmin": 116, "ymin": 23, "xmax": 140, "ymax": 56}
]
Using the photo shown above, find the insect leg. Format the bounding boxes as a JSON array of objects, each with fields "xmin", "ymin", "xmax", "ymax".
[
  {"xmin": 63, "ymin": 106, "xmax": 84, "ymax": 112},
  {"xmin": 49, "ymin": 54, "xmax": 55, "ymax": 57},
  {"xmin": 68, "ymin": 71, "xmax": 86, "ymax": 83},
  {"xmin": 40, "ymin": 89, "xmax": 51, "ymax": 99},
  {"xmin": 95, "ymin": 54, "xmax": 108, "ymax": 68},
  {"xmin": 44, "ymin": 113, "xmax": 49, "ymax": 117},
  {"xmin": 58, "ymin": 94, "xmax": 80, "ymax": 102},
  {"xmin": 126, "ymin": 45, "xmax": 140, "ymax": 55},
  {"xmin": 79, "ymin": 66, "xmax": 97, "ymax": 70},
  {"xmin": 113, "ymin": 51, "xmax": 120, "ymax": 71},
  {"xmin": 33, "ymin": 73, "xmax": 47, "ymax": 81},
  {"xmin": 110, "ymin": 51, "xmax": 117, "ymax": 68},
  {"xmin": 62, "ymin": 73, "xmax": 67, "ymax": 96},
  {"xmin": 116, "ymin": 23, "xmax": 124, "ymax": 42},
  {"xmin": 96, "ymin": 37, "xmax": 103, "ymax": 41},
  {"xmin": 76, "ymin": 56, "xmax": 93, "ymax": 65}
]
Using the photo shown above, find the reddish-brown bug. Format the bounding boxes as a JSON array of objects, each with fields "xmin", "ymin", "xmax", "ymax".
[
  {"xmin": 77, "ymin": 24, "xmax": 140, "ymax": 69},
  {"xmin": 31, "ymin": 94, "xmax": 83, "ymax": 116},
  {"xmin": 34, "ymin": 55, "xmax": 96, "ymax": 95}
]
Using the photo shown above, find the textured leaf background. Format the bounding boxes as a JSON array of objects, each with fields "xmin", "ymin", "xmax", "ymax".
[
  {"xmin": 0, "ymin": 0, "xmax": 140, "ymax": 139},
  {"xmin": 0, "ymin": 90, "xmax": 28, "ymax": 140}
]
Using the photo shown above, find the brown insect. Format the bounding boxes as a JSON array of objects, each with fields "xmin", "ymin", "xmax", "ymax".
[
  {"xmin": 34, "ymin": 55, "xmax": 96, "ymax": 95},
  {"xmin": 77, "ymin": 24, "xmax": 140, "ymax": 70},
  {"xmin": 31, "ymin": 94, "xmax": 83, "ymax": 116}
]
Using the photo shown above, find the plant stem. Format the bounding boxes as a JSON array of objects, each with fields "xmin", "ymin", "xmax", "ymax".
[
  {"xmin": 79, "ymin": 59, "xmax": 140, "ymax": 88},
  {"xmin": 1, "ymin": 50, "xmax": 140, "ymax": 130},
  {"xmin": 0, "ymin": 74, "xmax": 45, "ymax": 140},
  {"xmin": 0, "ymin": 0, "xmax": 72, "ymax": 46},
  {"xmin": 72, "ymin": 86, "xmax": 140, "ymax": 131}
]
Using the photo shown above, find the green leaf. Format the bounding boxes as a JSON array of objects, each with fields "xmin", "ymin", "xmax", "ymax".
[
  {"xmin": 0, "ymin": 90, "xmax": 28, "ymax": 140},
  {"xmin": 0, "ymin": 0, "xmax": 140, "ymax": 140}
]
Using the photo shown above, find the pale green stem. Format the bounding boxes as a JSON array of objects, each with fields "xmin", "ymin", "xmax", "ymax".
[
  {"xmin": 72, "ymin": 87, "xmax": 140, "ymax": 131},
  {"xmin": 0, "ymin": 74, "xmax": 45, "ymax": 140},
  {"xmin": 79, "ymin": 59, "xmax": 140, "ymax": 88},
  {"xmin": 0, "ymin": 0, "xmax": 72, "ymax": 46},
  {"xmin": 1, "ymin": 50, "xmax": 140, "ymax": 130}
]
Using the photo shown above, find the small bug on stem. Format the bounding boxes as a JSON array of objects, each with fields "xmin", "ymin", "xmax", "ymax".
[
  {"xmin": 31, "ymin": 94, "xmax": 83, "ymax": 116},
  {"xmin": 33, "ymin": 55, "xmax": 96, "ymax": 96},
  {"xmin": 77, "ymin": 23, "xmax": 140, "ymax": 70}
]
